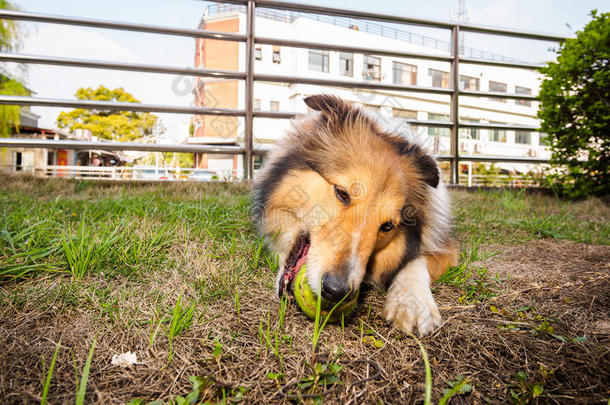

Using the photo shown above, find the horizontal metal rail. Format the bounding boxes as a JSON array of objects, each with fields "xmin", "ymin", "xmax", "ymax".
[
  {"xmin": 0, "ymin": 95, "xmax": 246, "ymax": 116},
  {"xmin": 460, "ymin": 56, "xmax": 544, "ymax": 70},
  {"xmin": 460, "ymin": 122, "xmax": 540, "ymax": 131},
  {"xmin": 0, "ymin": 53, "xmax": 539, "ymax": 103},
  {"xmin": 255, "ymin": 36, "xmax": 454, "ymax": 62},
  {"xmin": 0, "ymin": 9, "xmax": 246, "ymax": 41},
  {"xmin": 460, "ymin": 89, "xmax": 538, "ymax": 101},
  {"xmin": 0, "ymin": 95, "xmax": 541, "ymax": 131},
  {"xmin": 0, "ymin": 52, "xmax": 246, "ymax": 80},
  {"xmin": 0, "ymin": 138, "xmax": 266, "ymax": 155},
  {"xmin": 254, "ymin": 73, "xmax": 454, "ymax": 95},
  {"xmin": 254, "ymin": 0, "xmax": 565, "ymax": 41},
  {"xmin": 459, "ymin": 155, "xmax": 550, "ymax": 163}
]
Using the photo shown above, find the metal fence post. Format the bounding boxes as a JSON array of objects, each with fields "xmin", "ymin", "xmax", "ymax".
[
  {"xmin": 450, "ymin": 25, "xmax": 460, "ymax": 185},
  {"xmin": 244, "ymin": 0, "xmax": 255, "ymax": 180}
]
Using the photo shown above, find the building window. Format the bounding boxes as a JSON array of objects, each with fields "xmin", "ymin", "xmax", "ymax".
[
  {"xmin": 362, "ymin": 55, "xmax": 381, "ymax": 81},
  {"xmin": 392, "ymin": 108, "xmax": 417, "ymax": 119},
  {"xmin": 270, "ymin": 100, "xmax": 280, "ymax": 111},
  {"xmin": 253, "ymin": 98, "xmax": 261, "ymax": 111},
  {"xmin": 515, "ymin": 86, "xmax": 532, "ymax": 106},
  {"xmin": 309, "ymin": 50, "xmax": 329, "ymax": 72},
  {"xmin": 255, "ymin": 45, "xmax": 262, "ymax": 61},
  {"xmin": 428, "ymin": 113, "xmax": 450, "ymax": 137},
  {"xmin": 272, "ymin": 46, "xmax": 281, "ymax": 64},
  {"xmin": 393, "ymin": 62, "xmax": 417, "ymax": 86},
  {"xmin": 489, "ymin": 81, "xmax": 507, "ymax": 102},
  {"xmin": 489, "ymin": 122, "xmax": 507, "ymax": 142},
  {"xmin": 459, "ymin": 75, "xmax": 480, "ymax": 91},
  {"xmin": 459, "ymin": 118, "xmax": 480, "ymax": 140},
  {"xmin": 429, "ymin": 69, "xmax": 450, "ymax": 88},
  {"xmin": 515, "ymin": 130, "xmax": 531, "ymax": 144},
  {"xmin": 14, "ymin": 151, "xmax": 22, "ymax": 171},
  {"xmin": 539, "ymin": 133, "xmax": 550, "ymax": 146},
  {"xmin": 254, "ymin": 155, "xmax": 264, "ymax": 170},
  {"xmin": 339, "ymin": 52, "xmax": 353, "ymax": 77}
]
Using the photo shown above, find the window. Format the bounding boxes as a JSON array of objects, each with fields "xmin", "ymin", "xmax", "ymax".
[
  {"xmin": 254, "ymin": 45, "xmax": 262, "ymax": 61},
  {"xmin": 254, "ymin": 155, "xmax": 264, "ymax": 170},
  {"xmin": 339, "ymin": 52, "xmax": 353, "ymax": 77},
  {"xmin": 47, "ymin": 150, "xmax": 55, "ymax": 166},
  {"xmin": 272, "ymin": 46, "xmax": 281, "ymax": 64},
  {"xmin": 459, "ymin": 75, "xmax": 480, "ymax": 91},
  {"xmin": 15, "ymin": 151, "xmax": 22, "ymax": 171},
  {"xmin": 253, "ymin": 98, "xmax": 261, "ymax": 111},
  {"xmin": 515, "ymin": 130, "xmax": 531, "ymax": 144},
  {"xmin": 393, "ymin": 62, "xmax": 417, "ymax": 86},
  {"xmin": 428, "ymin": 113, "xmax": 450, "ymax": 137},
  {"xmin": 392, "ymin": 108, "xmax": 417, "ymax": 119},
  {"xmin": 539, "ymin": 133, "xmax": 550, "ymax": 146},
  {"xmin": 429, "ymin": 69, "xmax": 450, "ymax": 88},
  {"xmin": 309, "ymin": 50, "xmax": 329, "ymax": 72},
  {"xmin": 459, "ymin": 118, "xmax": 480, "ymax": 140},
  {"xmin": 363, "ymin": 55, "xmax": 381, "ymax": 81},
  {"xmin": 270, "ymin": 101, "xmax": 279, "ymax": 111},
  {"xmin": 489, "ymin": 81, "xmax": 507, "ymax": 102},
  {"xmin": 489, "ymin": 122, "xmax": 507, "ymax": 142},
  {"xmin": 515, "ymin": 86, "xmax": 532, "ymax": 106}
]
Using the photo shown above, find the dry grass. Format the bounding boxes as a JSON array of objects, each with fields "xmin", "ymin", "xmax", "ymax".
[{"xmin": 0, "ymin": 175, "xmax": 608, "ymax": 404}]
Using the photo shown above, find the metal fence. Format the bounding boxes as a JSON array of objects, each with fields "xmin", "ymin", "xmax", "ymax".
[{"xmin": 0, "ymin": 0, "xmax": 565, "ymax": 183}]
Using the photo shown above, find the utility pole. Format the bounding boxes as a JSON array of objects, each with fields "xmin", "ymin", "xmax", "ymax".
[{"xmin": 451, "ymin": 0, "xmax": 468, "ymax": 55}]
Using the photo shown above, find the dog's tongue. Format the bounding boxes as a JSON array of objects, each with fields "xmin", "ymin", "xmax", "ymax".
[{"xmin": 279, "ymin": 244, "xmax": 309, "ymax": 294}]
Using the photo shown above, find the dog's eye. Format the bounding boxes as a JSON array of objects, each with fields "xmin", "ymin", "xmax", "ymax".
[
  {"xmin": 334, "ymin": 185, "xmax": 350, "ymax": 205},
  {"xmin": 379, "ymin": 222, "xmax": 395, "ymax": 232}
]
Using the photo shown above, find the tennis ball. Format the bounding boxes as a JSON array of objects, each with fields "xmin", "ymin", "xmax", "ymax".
[{"xmin": 292, "ymin": 265, "xmax": 358, "ymax": 323}]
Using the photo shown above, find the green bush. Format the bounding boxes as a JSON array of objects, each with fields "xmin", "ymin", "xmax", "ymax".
[{"xmin": 538, "ymin": 11, "xmax": 609, "ymax": 198}]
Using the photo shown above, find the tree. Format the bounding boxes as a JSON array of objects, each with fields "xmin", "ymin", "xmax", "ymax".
[
  {"xmin": 0, "ymin": 0, "xmax": 29, "ymax": 137},
  {"xmin": 538, "ymin": 11, "xmax": 610, "ymax": 197},
  {"xmin": 56, "ymin": 86, "xmax": 160, "ymax": 142}
]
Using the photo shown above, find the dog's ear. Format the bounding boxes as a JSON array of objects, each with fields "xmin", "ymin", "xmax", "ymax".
[
  {"xmin": 414, "ymin": 153, "xmax": 440, "ymax": 188},
  {"xmin": 304, "ymin": 94, "xmax": 351, "ymax": 123},
  {"xmin": 392, "ymin": 140, "xmax": 440, "ymax": 188}
]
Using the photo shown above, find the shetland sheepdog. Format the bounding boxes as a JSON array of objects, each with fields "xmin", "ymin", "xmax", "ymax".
[{"xmin": 252, "ymin": 94, "xmax": 457, "ymax": 335}]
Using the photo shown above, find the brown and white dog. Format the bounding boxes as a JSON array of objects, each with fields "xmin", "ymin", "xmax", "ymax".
[{"xmin": 252, "ymin": 94, "xmax": 457, "ymax": 335}]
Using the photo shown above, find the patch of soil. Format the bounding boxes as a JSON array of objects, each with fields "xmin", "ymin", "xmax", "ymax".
[{"xmin": 1, "ymin": 240, "xmax": 609, "ymax": 404}]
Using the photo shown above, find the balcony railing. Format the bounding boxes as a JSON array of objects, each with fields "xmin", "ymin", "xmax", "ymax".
[{"xmin": 0, "ymin": 1, "xmax": 565, "ymax": 183}]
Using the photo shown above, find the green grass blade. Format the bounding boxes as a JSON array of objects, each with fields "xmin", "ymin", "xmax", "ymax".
[
  {"xmin": 41, "ymin": 340, "xmax": 61, "ymax": 405},
  {"xmin": 75, "ymin": 337, "xmax": 96, "ymax": 405},
  {"xmin": 410, "ymin": 334, "xmax": 431, "ymax": 405},
  {"xmin": 438, "ymin": 377, "xmax": 469, "ymax": 405}
]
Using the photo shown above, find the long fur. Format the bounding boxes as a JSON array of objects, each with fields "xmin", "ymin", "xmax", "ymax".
[{"xmin": 252, "ymin": 94, "xmax": 457, "ymax": 334}]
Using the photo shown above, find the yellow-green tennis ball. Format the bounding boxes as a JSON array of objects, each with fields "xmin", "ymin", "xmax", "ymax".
[{"xmin": 293, "ymin": 265, "xmax": 358, "ymax": 323}]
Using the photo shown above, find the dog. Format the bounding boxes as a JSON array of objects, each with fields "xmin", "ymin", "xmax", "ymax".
[{"xmin": 252, "ymin": 94, "xmax": 457, "ymax": 335}]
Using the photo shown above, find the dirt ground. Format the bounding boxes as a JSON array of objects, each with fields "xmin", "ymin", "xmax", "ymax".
[{"xmin": 1, "ymin": 238, "xmax": 608, "ymax": 404}]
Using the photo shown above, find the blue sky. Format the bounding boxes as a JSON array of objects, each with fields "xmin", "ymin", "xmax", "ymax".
[{"xmin": 9, "ymin": 0, "xmax": 609, "ymax": 140}]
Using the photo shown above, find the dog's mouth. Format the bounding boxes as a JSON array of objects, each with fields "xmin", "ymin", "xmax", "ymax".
[{"xmin": 278, "ymin": 233, "xmax": 310, "ymax": 298}]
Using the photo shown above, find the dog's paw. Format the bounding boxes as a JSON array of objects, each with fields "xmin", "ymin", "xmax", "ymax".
[{"xmin": 384, "ymin": 287, "xmax": 441, "ymax": 336}]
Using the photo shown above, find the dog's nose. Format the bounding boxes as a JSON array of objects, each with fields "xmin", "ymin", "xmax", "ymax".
[{"xmin": 321, "ymin": 274, "xmax": 352, "ymax": 303}]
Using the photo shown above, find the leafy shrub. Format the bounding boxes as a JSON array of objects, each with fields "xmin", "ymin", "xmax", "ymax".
[{"xmin": 538, "ymin": 11, "xmax": 609, "ymax": 198}]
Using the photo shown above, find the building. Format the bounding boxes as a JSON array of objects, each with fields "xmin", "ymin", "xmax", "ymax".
[
  {"xmin": 192, "ymin": 4, "xmax": 550, "ymax": 179},
  {"xmin": 0, "ymin": 112, "xmax": 126, "ymax": 177}
]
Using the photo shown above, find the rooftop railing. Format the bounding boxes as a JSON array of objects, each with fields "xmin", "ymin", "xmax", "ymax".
[{"xmin": 0, "ymin": 0, "xmax": 565, "ymax": 183}]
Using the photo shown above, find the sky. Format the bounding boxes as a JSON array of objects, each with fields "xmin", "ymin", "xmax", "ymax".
[{"xmin": 7, "ymin": 0, "xmax": 609, "ymax": 142}]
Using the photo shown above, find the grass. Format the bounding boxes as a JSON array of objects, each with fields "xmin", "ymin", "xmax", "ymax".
[
  {"xmin": 40, "ymin": 340, "xmax": 61, "ymax": 405},
  {"xmin": 0, "ymin": 175, "xmax": 609, "ymax": 404},
  {"xmin": 75, "ymin": 337, "xmax": 96, "ymax": 405}
]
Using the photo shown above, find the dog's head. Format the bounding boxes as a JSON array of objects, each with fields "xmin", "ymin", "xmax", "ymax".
[{"xmin": 253, "ymin": 94, "xmax": 440, "ymax": 303}]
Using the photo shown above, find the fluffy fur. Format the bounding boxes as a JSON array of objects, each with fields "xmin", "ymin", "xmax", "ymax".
[{"xmin": 252, "ymin": 94, "xmax": 458, "ymax": 335}]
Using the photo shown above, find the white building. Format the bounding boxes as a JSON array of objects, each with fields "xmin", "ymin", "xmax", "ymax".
[{"xmin": 192, "ymin": 5, "xmax": 549, "ymax": 179}]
